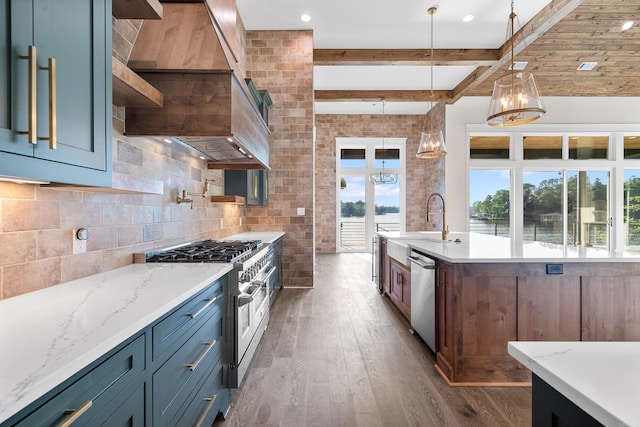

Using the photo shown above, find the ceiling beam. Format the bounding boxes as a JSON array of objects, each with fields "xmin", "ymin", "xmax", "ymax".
[
  {"xmin": 313, "ymin": 49, "xmax": 500, "ymax": 66},
  {"xmin": 450, "ymin": 0, "xmax": 585, "ymax": 102},
  {"xmin": 314, "ymin": 90, "xmax": 452, "ymax": 102}
]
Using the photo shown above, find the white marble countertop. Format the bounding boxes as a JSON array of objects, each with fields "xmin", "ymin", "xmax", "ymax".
[
  {"xmin": 0, "ymin": 262, "xmax": 233, "ymax": 423},
  {"xmin": 509, "ymin": 341, "xmax": 640, "ymax": 427},
  {"xmin": 224, "ymin": 231, "xmax": 285, "ymax": 244},
  {"xmin": 378, "ymin": 231, "xmax": 640, "ymax": 263}
]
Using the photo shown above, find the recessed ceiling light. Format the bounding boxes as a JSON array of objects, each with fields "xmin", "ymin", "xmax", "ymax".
[
  {"xmin": 577, "ymin": 62, "xmax": 598, "ymax": 71},
  {"xmin": 463, "ymin": 15, "xmax": 474, "ymax": 23},
  {"xmin": 622, "ymin": 21, "xmax": 634, "ymax": 31},
  {"xmin": 509, "ymin": 61, "xmax": 528, "ymax": 71},
  {"xmin": 163, "ymin": 138, "xmax": 172, "ymax": 144},
  {"xmin": 301, "ymin": 14, "xmax": 311, "ymax": 22}
]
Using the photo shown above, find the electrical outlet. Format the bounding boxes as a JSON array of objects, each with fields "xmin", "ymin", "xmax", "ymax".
[
  {"xmin": 72, "ymin": 229, "xmax": 87, "ymax": 254},
  {"xmin": 297, "ymin": 207, "xmax": 305, "ymax": 216},
  {"xmin": 546, "ymin": 264, "xmax": 563, "ymax": 275}
]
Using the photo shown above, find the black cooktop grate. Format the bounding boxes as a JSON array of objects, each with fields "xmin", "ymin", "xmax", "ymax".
[{"xmin": 145, "ymin": 240, "xmax": 262, "ymax": 263}]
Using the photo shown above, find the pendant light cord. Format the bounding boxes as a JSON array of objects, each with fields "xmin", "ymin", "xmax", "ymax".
[{"xmin": 422, "ymin": 7, "xmax": 437, "ymax": 132}]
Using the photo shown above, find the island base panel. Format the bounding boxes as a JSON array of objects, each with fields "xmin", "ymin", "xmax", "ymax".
[{"xmin": 532, "ymin": 374, "xmax": 603, "ymax": 427}]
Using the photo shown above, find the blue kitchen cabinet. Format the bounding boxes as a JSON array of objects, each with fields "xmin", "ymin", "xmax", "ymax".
[
  {"xmin": 2, "ymin": 274, "xmax": 230, "ymax": 427},
  {"xmin": 225, "ymin": 169, "xmax": 269, "ymax": 206},
  {"xmin": 9, "ymin": 335, "xmax": 146, "ymax": 427},
  {"xmin": 151, "ymin": 275, "xmax": 228, "ymax": 426},
  {"xmin": 0, "ymin": 0, "xmax": 111, "ymax": 186}
]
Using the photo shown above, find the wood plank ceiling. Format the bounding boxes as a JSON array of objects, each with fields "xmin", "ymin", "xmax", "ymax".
[{"xmin": 314, "ymin": 0, "xmax": 640, "ymax": 104}]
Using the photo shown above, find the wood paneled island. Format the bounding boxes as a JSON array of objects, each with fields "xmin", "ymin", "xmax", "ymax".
[{"xmin": 378, "ymin": 232, "xmax": 640, "ymax": 385}]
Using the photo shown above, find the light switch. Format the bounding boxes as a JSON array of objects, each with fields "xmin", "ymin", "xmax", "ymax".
[{"xmin": 297, "ymin": 207, "xmax": 305, "ymax": 216}]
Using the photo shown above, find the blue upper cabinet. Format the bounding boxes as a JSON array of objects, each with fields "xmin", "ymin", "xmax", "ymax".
[{"xmin": 0, "ymin": 0, "xmax": 112, "ymax": 186}]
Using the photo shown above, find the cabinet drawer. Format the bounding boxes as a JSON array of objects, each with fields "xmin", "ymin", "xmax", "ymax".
[
  {"xmin": 153, "ymin": 315, "xmax": 224, "ymax": 426},
  {"xmin": 153, "ymin": 277, "xmax": 226, "ymax": 360},
  {"xmin": 176, "ymin": 358, "xmax": 228, "ymax": 427},
  {"xmin": 90, "ymin": 383, "xmax": 145, "ymax": 427},
  {"xmin": 15, "ymin": 334, "xmax": 145, "ymax": 427}
]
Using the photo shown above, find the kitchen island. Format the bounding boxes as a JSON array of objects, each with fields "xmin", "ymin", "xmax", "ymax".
[
  {"xmin": 377, "ymin": 232, "xmax": 640, "ymax": 385},
  {"xmin": 509, "ymin": 341, "xmax": 640, "ymax": 426}
]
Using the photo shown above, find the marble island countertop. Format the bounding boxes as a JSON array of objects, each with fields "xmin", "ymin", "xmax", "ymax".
[
  {"xmin": 378, "ymin": 231, "xmax": 640, "ymax": 263},
  {"xmin": 509, "ymin": 341, "xmax": 640, "ymax": 427},
  {"xmin": 0, "ymin": 262, "xmax": 233, "ymax": 423}
]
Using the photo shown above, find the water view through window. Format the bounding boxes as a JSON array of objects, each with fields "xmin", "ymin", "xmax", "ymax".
[{"xmin": 470, "ymin": 169, "xmax": 610, "ymax": 248}]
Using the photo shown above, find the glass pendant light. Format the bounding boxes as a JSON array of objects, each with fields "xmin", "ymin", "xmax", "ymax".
[
  {"xmin": 370, "ymin": 100, "xmax": 398, "ymax": 185},
  {"xmin": 417, "ymin": 7, "xmax": 447, "ymax": 159},
  {"xmin": 486, "ymin": 0, "xmax": 545, "ymax": 127}
]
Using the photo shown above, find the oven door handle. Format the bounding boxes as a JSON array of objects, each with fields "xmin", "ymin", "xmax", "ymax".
[
  {"xmin": 253, "ymin": 266, "xmax": 277, "ymax": 288},
  {"xmin": 237, "ymin": 292, "xmax": 253, "ymax": 307}
]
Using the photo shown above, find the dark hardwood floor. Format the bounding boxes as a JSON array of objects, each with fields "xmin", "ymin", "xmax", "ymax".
[{"xmin": 214, "ymin": 253, "xmax": 532, "ymax": 426}]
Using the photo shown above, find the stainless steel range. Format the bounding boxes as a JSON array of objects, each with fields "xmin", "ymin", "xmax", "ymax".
[{"xmin": 136, "ymin": 239, "xmax": 275, "ymax": 387}]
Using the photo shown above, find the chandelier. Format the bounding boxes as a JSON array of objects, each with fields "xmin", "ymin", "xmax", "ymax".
[
  {"xmin": 370, "ymin": 100, "xmax": 398, "ymax": 185},
  {"xmin": 486, "ymin": 0, "xmax": 545, "ymax": 126},
  {"xmin": 416, "ymin": 6, "xmax": 447, "ymax": 159}
]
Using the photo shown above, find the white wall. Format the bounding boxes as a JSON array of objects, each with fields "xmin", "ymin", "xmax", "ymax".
[{"xmin": 445, "ymin": 97, "xmax": 640, "ymax": 231}]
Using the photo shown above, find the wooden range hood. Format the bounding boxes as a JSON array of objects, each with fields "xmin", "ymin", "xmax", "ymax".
[{"xmin": 125, "ymin": 1, "xmax": 270, "ymax": 169}]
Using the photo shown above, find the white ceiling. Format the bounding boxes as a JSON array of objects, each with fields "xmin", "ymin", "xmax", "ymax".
[{"xmin": 236, "ymin": 0, "xmax": 553, "ymax": 114}]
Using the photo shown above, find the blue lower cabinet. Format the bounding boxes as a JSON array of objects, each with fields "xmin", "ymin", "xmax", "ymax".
[
  {"xmin": 91, "ymin": 383, "xmax": 145, "ymax": 427},
  {"xmin": 153, "ymin": 314, "xmax": 224, "ymax": 425},
  {"xmin": 13, "ymin": 334, "xmax": 145, "ymax": 427},
  {"xmin": 176, "ymin": 359, "xmax": 229, "ymax": 427},
  {"xmin": 3, "ymin": 276, "xmax": 230, "ymax": 427}
]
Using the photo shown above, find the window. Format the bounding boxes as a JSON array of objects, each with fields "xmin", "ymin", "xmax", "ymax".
[
  {"xmin": 470, "ymin": 136, "xmax": 510, "ymax": 159},
  {"xmin": 469, "ymin": 170, "xmax": 510, "ymax": 237},
  {"xmin": 624, "ymin": 136, "xmax": 640, "ymax": 159},
  {"xmin": 568, "ymin": 135, "xmax": 609, "ymax": 159},
  {"xmin": 467, "ymin": 127, "xmax": 632, "ymax": 251},
  {"xmin": 624, "ymin": 170, "xmax": 640, "ymax": 251},
  {"xmin": 523, "ymin": 171, "xmax": 563, "ymax": 244},
  {"xmin": 523, "ymin": 136, "xmax": 562, "ymax": 160}
]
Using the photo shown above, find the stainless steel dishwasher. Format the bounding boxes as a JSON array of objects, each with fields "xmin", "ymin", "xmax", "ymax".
[{"xmin": 407, "ymin": 250, "xmax": 436, "ymax": 352}]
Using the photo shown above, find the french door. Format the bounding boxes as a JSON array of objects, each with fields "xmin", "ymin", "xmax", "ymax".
[{"xmin": 336, "ymin": 138, "xmax": 405, "ymax": 252}]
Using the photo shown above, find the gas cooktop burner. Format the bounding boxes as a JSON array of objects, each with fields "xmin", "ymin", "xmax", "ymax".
[{"xmin": 145, "ymin": 240, "xmax": 262, "ymax": 263}]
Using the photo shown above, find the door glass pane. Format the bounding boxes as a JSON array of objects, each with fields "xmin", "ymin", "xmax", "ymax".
[
  {"xmin": 339, "ymin": 175, "xmax": 366, "ymax": 250},
  {"xmin": 568, "ymin": 136, "xmax": 609, "ymax": 160},
  {"xmin": 340, "ymin": 148, "xmax": 366, "ymax": 168},
  {"xmin": 374, "ymin": 177, "xmax": 400, "ymax": 233},
  {"xmin": 567, "ymin": 170, "xmax": 609, "ymax": 248},
  {"xmin": 624, "ymin": 170, "xmax": 640, "ymax": 251},
  {"xmin": 374, "ymin": 148, "xmax": 400, "ymax": 168},
  {"xmin": 469, "ymin": 170, "xmax": 510, "ymax": 236},
  {"xmin": 523, "ymin": 136, "xmax": 562, "ymax": 160},
  {"xmin": 470, "ymin": 136, "xmax": 510, "ymax": 159},
  {"xmin": 523, "ymin": 171, "xmax": 564, "ymax": 244},
  {"xmin": 624, "ymin": 136, "xmax": 640, "ymax": 159}
]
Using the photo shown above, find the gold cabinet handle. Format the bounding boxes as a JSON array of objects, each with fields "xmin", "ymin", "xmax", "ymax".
[
  {"xmin": 185, "ymin": 340, "xmax": 216, "ymax": 371},
  {"xmin": 194, "ymin": 394, "xmax": 217, "ymax": 427},
  {"xmin": 18, "ymin": 45, "xmax": 37, "ymax": 144},
  {"xmin": 56, "ymin": 400, "xmax": 92, "ymax": 427},
  {"xmin": 186, "ymin": 296, "xmax": 218, "ymax": 319},
  {"xmin": 38, "ymin": 57, "xmax": 57, "ymax": 149}
]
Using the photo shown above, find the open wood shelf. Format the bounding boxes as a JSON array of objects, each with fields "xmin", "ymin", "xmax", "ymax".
[
  {"xmin": 112, "ymin": 57, "xmax": 164, "ymax": 108},
  {"xmin": 113, "ymin": 0, "xmax": 163, "ymax": 19},
  {"xmin": 210, "ymin": 195, "xmax": 246, "ymax": 204}
]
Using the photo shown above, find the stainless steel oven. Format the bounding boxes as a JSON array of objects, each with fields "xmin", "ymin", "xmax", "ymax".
[
  {"xmin": 135, "ymin": 238, "xmax": 276, "ymax": 388},
  {"xmin": 233, "ymin": 245, "xmax": 275, "ymax": 386}
]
